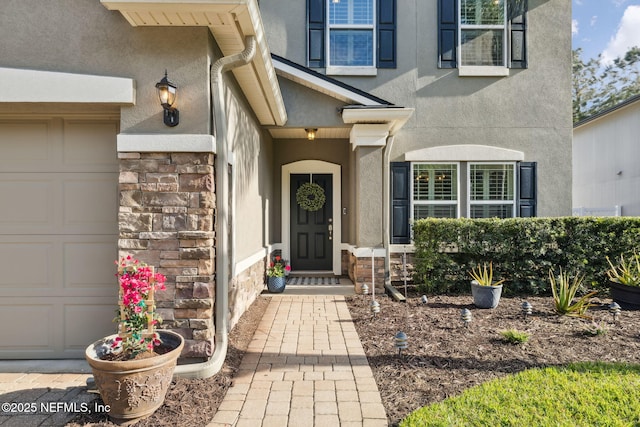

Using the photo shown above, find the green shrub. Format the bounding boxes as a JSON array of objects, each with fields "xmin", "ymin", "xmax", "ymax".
[{"xmin": 413, "ymin": 217, "xmax": 640, "ymax": 295}]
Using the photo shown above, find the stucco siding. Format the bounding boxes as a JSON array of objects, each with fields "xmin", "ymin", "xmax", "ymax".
[
  {"xmin": 0, "ymin": 0, "xmax": 212, "ymax": 135},
  {"xmin": 261, "ymin": 0, "xmax": 573, "ymax": 221}
]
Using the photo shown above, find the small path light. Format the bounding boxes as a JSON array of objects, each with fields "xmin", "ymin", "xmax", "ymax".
[
  {"xmin": 395, "ymin": 331, "xmax": 408, "ymax": 355},
  {"xmin": 421, "ymin": 295, "xmax": 428, "ymax": 304},
  {"xmin": 361, "ymin": 283, "xmax": 369, "ymax": 295},
  {"xmin": 371, "ymin": 300, "xmax": 380, "ymax": 317},
  {"xmin": 609, "ymin": 302, "xmax": 621, "ymax": 323},
  {"xmin": 460, "ymin": 308, "xmax": 472, "ymax": 328},
  {"xmin": 522, "ymin": 301, "xmax": 533, "ymax": 319}
]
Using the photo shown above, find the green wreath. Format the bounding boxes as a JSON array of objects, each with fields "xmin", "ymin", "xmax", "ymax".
[{"xmin": 296, "ymin": 182, "xmax": 326, "ymax": 212}]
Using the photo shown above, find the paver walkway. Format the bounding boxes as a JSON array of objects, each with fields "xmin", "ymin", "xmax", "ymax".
[
  {"xmin": 0, "ymin": 373, "xmax": 94, "ymax": 426},
  {"xmin": 208, "ymin": 294, "xmax": 388, "ymax": 427}
]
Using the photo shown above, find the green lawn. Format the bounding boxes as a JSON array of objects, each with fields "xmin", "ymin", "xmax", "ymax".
[{"xmin": 400, "ymin": 362, "xmax": 640, "ymax": 427}]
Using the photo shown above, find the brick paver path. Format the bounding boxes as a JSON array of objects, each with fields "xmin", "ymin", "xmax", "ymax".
[{"xmin": 208, "ymin": 295, "xmax": 388, "ymax": 427}]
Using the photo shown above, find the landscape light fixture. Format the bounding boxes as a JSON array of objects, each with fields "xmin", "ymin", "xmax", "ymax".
[{"xmin": 156, "ymin": 71, "xmax": 179, "ymax": 127}]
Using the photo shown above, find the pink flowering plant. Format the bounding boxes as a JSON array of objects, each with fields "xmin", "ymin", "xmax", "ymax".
[
  {"xmin": 111, "ymin": 256, "xmax": 167, "ymax": 359},
  {"xmin": 266, "ymin": 255, "xmax": 291, "ymax": 278}
]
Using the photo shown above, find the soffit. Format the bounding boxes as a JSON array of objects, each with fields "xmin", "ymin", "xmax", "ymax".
[{"xmin": 100, "ymin": 0, "xmax": 286, "ymax": 126}]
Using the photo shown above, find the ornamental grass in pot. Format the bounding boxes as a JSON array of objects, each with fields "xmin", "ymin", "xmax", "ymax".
[
  {"xmin": 606, "ymin": 252, "xmax": 640, "ymax": 309},
  {"xmin": 469, "ymin": 262, "xmax": 506, "ymax": 309},
  {"xmin": 85, "ymin": 256, "xmax": 184, "ymax": 422}
]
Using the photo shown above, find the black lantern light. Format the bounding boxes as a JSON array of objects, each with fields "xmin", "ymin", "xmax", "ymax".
[{"xmin": 156, "ymin": 71, "xmax": 179, "ymax": 127}]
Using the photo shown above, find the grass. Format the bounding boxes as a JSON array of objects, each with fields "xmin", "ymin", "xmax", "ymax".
[
  {"xmin": 499, "ymin": 329, "xmax": 529, "ymax": 344},
  {"xmin": 400, "ymin": 362, "xmax": 640, "ymax": 427}
]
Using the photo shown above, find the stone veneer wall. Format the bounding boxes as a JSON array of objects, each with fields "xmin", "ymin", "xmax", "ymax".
[
  {"xmin": 118, "ymin": 152, "xmax": 215, "ymax": 360},
  {"xmin": 348, "ymin": 252, "xmax": 385, "ymax": 293},
  {"xmin": 389, "ymin": 252, "xmax": 415, "ymax": 284},
  {"xmin": 228, "ymin": 258, "xmax": 266, "ymax": 330}
]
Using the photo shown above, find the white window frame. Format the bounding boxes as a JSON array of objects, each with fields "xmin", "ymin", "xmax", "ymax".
[
  {"xmin": 326, "ymin": 0, "xmax": 377, "ymax": 76},
  {"xmin": 410, "ymin": 162, "xmax": 461, "ymax": 221},
  {"xmin": 466, "ymin": 162, "xmax": 516, "ymax": 218},
  {"xmin": 458, "ymin": 0, "xmax": 508, "ymax": 76}
]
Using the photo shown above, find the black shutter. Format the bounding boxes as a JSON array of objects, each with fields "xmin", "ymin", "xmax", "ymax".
[
  {"xmin": 391, "ymin": 162, "xmax": 411, "ymax": 244},
  {"xmin": 377, "ymin": 0, "xmax": 397, "ymax": 68},
  {"xmin": 438, "ymin": 0, "xmax": 458, "ymax": 68},
  {"xmin": 508, "ymin": 0, "xmax": 528, "ymax": 69},
  {"xmin": 308, "ymin": 0, "xmax": 325, "ymax": 67},
  {"xmin": 517, "ymin": 162, "xmax": 536, "ymax": 217}
]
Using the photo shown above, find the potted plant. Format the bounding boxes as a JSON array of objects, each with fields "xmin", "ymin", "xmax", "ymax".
[
  {"xmin": 606, "ymin": 252, "xmax": 640, "ymax": 309},
  {"xmin": 266, "ymin": 255, "xmax": 291, "ymax": 293},
  {"xmin": 469, "ymin": 262, "xmax": 506, "ymax": 309},
  {"xmin": 85, "ymin": 256, "xmax": 184, "ymax": 422}
]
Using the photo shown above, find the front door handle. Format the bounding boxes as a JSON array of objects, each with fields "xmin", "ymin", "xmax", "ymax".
[{"xmin": 328, "ymin": 222, "xmax": 333, "ymax": 241}]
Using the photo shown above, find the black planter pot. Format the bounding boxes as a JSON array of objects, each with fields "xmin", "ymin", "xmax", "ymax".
[{"xmin": 609, "ymin": 280, "xmax": 640, "ymax": 310}]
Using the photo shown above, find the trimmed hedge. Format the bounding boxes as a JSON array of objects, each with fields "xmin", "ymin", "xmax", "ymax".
[{"xmin": 413, "ymin": 217, "xmax": 640, "ymax": 295}]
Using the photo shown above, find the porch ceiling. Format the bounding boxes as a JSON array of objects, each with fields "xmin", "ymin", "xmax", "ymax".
[
  {"xmin": 268, "ymin": 127, "xmax": 351, "ymax": 140},
  {"xmin": 100, "ymin": 0, "xmax": 286, "ymax": 126}
]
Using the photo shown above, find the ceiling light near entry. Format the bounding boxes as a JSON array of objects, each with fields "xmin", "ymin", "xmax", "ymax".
[{"xmin": 305, "ymin": 128, "xmax": 317, "ymax": 141}]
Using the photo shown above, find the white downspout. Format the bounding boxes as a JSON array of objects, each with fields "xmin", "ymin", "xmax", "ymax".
[
  {"xmin": 382, "ymin": 135, "xmax": 395, "ymax": 287},
  {"xmin": 175, "ymin": 36, "xmax": 257, "ymax": 379}
]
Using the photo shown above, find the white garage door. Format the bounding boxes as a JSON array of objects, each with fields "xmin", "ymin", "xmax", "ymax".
[{"xmin": 0, "ymin": 116, "xmax": 119, "ymax": 359}]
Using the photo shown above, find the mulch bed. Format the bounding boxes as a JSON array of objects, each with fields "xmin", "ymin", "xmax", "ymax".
[
  {"xmin": 70, "ymin": 291, "xmax": 640, "ymax": 427},
  {"xmin": 345, "ymin": 291, "xmax": 640, "ymax": 426},
  {"xmin": 68, "ymin": 296, "xmax": 269, "ymax": 427}
]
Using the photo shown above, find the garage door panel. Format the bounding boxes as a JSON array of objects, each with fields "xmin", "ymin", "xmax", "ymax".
[
  {"xmin": 63, "ymin": 175, "xmax": 118, "ymax": 234},
  {"xmin": 0, "ymin": 121, "xmax": 52, "ymax": 167},
  {"xmin": 64, "ymin": 241, "xmax": 118, "ymax": 290},
  {"xmin": 0, "ymin": 242, "xmax": 55, "ymax": 289},
  {"xmin": 63, "ymin": 121, "xmax": 119, "ymax": 172},
  {"xmin": 0, "ymin": 304, "xmax": 55, "ymax": 353},
  {"xmin": 0, "ymin": 179, "xmax": 56, "ymax": 229},
  {"xmin": 65, "ymin": 303, "xmax": 117, "ymax": 352},
  {"xmin": 0, "ymin": 173, "xmax": 117, "ymax": 235}
]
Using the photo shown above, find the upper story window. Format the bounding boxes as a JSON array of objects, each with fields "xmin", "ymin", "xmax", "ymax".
[
  {"xmin": 308, "ymin": 0, "xmax": 396, "ymax": 74},
  {"xmin": 460, "ymin": 0, "xmax": 506, "ymax": 67},
  {"xmin": 438, "ymin": 0, "xmax": 527, "ymax": 73},
  {"xmin": 329, "ymin": 0, "xmax": 375, "ymax": 68}
]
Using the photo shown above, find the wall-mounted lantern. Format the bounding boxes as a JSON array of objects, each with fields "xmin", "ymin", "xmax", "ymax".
[{"xmin": 155, "ymin": 71, "xmax": 179, "ymax": 127}]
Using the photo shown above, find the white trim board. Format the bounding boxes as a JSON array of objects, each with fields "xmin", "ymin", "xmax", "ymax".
[
  {"xmin": 117, "ymin": 134, "xmax": 216, "ymax": 153},
  {"xmin": 0, "ymin": 67, "xmax": 135, "ymax": 104},
  {"xmin": 282, "ymin": 160, "xmax": 342, "ymax": 276}
]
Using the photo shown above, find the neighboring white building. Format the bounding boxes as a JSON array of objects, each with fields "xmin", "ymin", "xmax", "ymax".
[{"xmin": 573, "ymin": 94, "xmax": 640, "ymax": 216}]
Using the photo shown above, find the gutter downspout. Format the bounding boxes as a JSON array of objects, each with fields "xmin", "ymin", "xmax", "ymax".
[
  {"xmin": 175, "ymin": 35, "xmax": 257, "ymax": 379},
  {"xmin": 382, "ymin": 135, "xmax": 395, "ymax": 287}
]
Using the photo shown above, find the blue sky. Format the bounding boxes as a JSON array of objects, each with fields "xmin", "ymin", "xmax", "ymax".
[{"xmin": 573, "ymin": 0, "xmax": 640, "ymax": 64}]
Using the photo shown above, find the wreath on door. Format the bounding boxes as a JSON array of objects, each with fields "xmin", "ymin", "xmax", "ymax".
[{"xmin": 296, "ymin": 182, "xmax": 326, "ymax": 212}]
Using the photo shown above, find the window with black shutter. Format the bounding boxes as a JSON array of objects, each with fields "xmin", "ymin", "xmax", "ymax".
[
  {"xmin": 307, "ymin": 0, "xmax": 397, "ymax": 71},
  {"xmin": 437, "ymin": 0, "xmax": 528, "ymax": 70}
]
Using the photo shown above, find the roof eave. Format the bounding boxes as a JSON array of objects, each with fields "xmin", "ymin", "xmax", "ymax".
[{"xmin": 101, "ymin": 0, "xmax": 287, "ymax": 126}]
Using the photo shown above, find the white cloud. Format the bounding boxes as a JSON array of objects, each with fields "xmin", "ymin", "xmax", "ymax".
[
  {"xmin": 572, "ymin": 19, "xmax": 579, "ymax": 36},
  {"xmin": 612, "ymin": 0, "xmax": 629, "ymax": 7},
  {"xmin": 601, "ymin": 5, "xmax": 640, "ymax": 64},
  {"xmin": 590, "ymin": 15, "xmax": 597, "ymax": 27}
]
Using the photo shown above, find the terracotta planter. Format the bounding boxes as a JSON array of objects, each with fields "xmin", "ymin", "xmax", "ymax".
[
  {"xmin": 267, "ymin": 276, "xmax": 286, "ymax": 293},
  {"xmin": 85, "ymin": 330, "xmax": 184, "ymax": 422},
  {"xmin": 609, "ymin": 280, "xmax": 640, "ymax": 310},
  {"xmin": 471, "ymin": 280, "xmax": 503, "ymax": 309}
]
